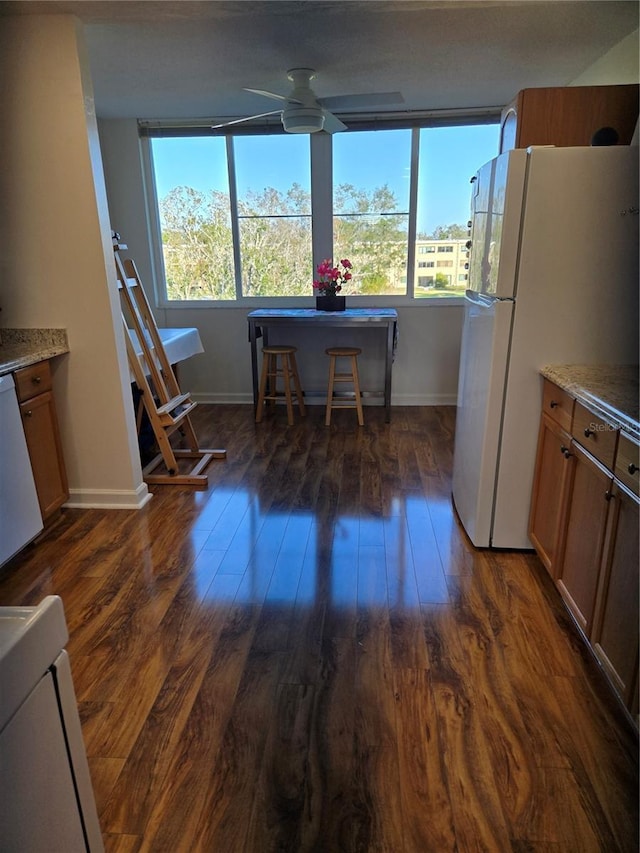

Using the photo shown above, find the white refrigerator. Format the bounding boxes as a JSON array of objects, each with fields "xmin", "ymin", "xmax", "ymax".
[{"xmin": 452, "ymin": 145, "xmax": 639, "ymax": 549}]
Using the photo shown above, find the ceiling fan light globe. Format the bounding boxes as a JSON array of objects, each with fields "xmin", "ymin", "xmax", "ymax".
[{"xmin": 282, "ymin": 108, "xmax": 325, "ymax": 133}]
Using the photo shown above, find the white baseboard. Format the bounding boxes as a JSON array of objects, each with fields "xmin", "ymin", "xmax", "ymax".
[
  {"xmin": 64, "ymin": 482, "xmax": 152, "ymax": 510},
  {"xmin": 193, "ymin": 392, "xmax": 252, "ymax": 404},
  {"xmin": 192, "ymin": 392, "xmax": 457, "ymax": 407},
  {"xmin": 392, "ymin": 393, "xmax": 458, "ymax": 406}
]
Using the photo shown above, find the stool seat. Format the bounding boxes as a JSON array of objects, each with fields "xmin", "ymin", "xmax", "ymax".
[
  {"xmin": 326, "ymin": 347, "xmax": 362, "ymax": 357},
  {"xmin": 262, "ymin": 345, "xmax": 299, "ymax": 355},
  {"xmin": 325, "ymin": 346, "xmax": 364, "ymax": 426},
  {"xmin": 256, "ymin": 345, "xmax": 305, "ymax": 425}
]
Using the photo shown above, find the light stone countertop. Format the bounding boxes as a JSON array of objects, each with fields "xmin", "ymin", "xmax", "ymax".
[
  {"xmin": 541, "ymin": 364, "xmax": 639, "ymax": 439},
  {"xmin": 0, "ymin": 329, "xmax": 69, "ymax": 376}
]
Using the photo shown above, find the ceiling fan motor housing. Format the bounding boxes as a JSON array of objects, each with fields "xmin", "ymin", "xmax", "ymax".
[
  {"xmin": 283, "ymin": 69, "xmax": 325, "ymax": 132},
  {"xmin": 282, "ymin": 107, "xmax": 325, "ymax": 133}
]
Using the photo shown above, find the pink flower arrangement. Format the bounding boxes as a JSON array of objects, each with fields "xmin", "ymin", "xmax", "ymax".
[{"xmin": 312, "ymin": 258, "xmax": 353, "ymax": 297}]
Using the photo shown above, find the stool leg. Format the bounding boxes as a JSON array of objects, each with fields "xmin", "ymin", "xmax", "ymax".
[
  {"xmin": 351, "ymin": 354, "xmax": 364, "ymax": 426},
  {"xmin": 268, "ymin": 353, "xmax": 279, "ymax": 411},
  {"xmin": 325, "ymin": 354, "xmax": 336, "ymax": 426},
  {"xmin": 282, "ymin": 353, "xmax": 295, "ymax": 425},
  {"xmin": 256, "ymin": 351, "xmax": 270, "ymax": 422},
  {"xmin": 289, "ymin": 351, "xmax": 306, "ymax": 417}
]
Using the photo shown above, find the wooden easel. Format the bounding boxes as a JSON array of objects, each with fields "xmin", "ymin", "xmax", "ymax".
[{"xmin": 113, "ymin": 234, "xmax": 226, "ymax": 487}]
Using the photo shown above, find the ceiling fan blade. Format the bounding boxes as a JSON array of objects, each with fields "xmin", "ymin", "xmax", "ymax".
[
  {"xmin": 317, "ymin": 92, "xmax": 404, "ymax": 110},
  {"xmin": 321, "ymin": 110, "xmax": 347, "ymax": 134},
  {"xmin": 243, "ymin": 87, "xmax": 304, "ymax": 105},
  {"xmin": 211, "ymin": 110, "xmax": 282, "ymax": 129}
]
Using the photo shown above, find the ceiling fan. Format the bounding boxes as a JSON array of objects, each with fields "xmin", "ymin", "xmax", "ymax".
[{"xmin": 212, "ymin": 68, "xmax": 404, "ymax": 134}]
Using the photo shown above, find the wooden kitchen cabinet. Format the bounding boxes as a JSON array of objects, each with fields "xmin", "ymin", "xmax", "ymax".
[
  {"xmin": 530, "ymin": 376, "xmax": 639, "ymax": 715},
  {"xmin": 528, "ymin": 412, "xmax": 574, "ymax": 578},
  {"xmin": 591, "ymin": 480, "xmax": 639, "ymax": 712},
  {"xmin": 555, "ymin": 399, "xmax": 620, "ymax": 634},
  {"xmin": 499, "ymin": 84, "xmax": 639, "ymax": 152},
  {"xmin": 14, "ymin": 360, "xmax": 68, "ymax": 521},
  {"xmin": 555, "ymin": 440, "xmax": 612, "ymax": 635},
  {"xmin": 529, "ymin": 379, "xmax": 575, "ymax": 577}
]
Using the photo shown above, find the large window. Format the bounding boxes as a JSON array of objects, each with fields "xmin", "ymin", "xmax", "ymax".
[
  {"xmin": 234, "ymin": 136, "xmax": 312, "ymax": 297},
  {"xmin": 151, "ymin": 135, "xmax": 311, "ymax": 300},
  {"xmin": 146, "ymin": 120, "xmax": 499, "ymax": 304},
  {"xmin": 414, "ymin": 124, "xmax": 501, "ymax": 298},
  {"xmin": 332, "ymin": 129, "xmax": 410, "ymax": 296},
  {"xmin": 152, "ymin": 137, "xmax": 234, "ymax": 300}
]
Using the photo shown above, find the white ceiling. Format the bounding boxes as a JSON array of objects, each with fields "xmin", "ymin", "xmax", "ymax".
[{"xmin": 3, "ymin": 1, "xmax": 639, "ymax": 120}]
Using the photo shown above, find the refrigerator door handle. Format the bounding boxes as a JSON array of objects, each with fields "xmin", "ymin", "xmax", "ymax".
[
  {"xmin": 465, "ymin": 290, "xmax": 515, "ymax": 308},
  {"xmin": 465, "ymin": 290, "xmax": 497, "ymax": 308}
]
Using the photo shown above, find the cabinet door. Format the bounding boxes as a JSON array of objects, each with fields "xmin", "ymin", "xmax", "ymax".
[
  {"xmin": 556, "ymin": 442, "xmax": 611, "ymax": 635},
  {"xmin": 20, "ymin": 391, "xmax": 69, "ymax": 519},
  {"xmin": 591, "ymin": 482, "xmax": 639, "ymax": 711},
  {"xmin": 528, "ymin": 413, "xmax": 574, "ymax": 578}
]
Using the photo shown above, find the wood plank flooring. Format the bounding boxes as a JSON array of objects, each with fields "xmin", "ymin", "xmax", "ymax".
[{"xmin": 1, "ymin": 404, "xmax": 637, "ymax": 852}]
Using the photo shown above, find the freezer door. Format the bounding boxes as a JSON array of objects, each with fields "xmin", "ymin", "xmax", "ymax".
[
  {"xmin": 467, "ymin": 158, "xmax": 494, "ymax": 296},
  {"xmin": 467, "ymin": 149, "xmax": 527, "ymax": 300},
  {"xmin": 452, "ymin": 297, "xmax": 514, "ymax": 547}
]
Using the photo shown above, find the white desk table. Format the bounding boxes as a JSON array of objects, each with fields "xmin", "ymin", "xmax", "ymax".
[{"xmin": 128, "ymin": 327, "xmax": 203, "ymax": 382}]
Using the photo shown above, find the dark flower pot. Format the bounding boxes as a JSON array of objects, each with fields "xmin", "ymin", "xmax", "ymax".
[{"xmin": 316, "ymin": 295, "xmax": 346, "ymax": 312}]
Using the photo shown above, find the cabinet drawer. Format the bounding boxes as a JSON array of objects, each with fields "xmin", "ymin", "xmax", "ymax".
[
  {"xmin": 615, "ymin": 432, "xmax": 639, "ymax": 497},
  {"xmin": 542, "ymin": 379, "xmax": 574, "ymax": 432},
  {"xmin": 572, "ymin": 401, "xmax": 618, "ymax": 470},
  {"xmin": 14, "ymin": 360, "xmax": 53, "ymax": 402}
]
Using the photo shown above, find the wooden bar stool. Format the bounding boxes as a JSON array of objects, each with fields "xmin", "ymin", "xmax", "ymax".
[
  {"xmin": 256, "ymin": 345, "xmax": 305, "ymax": 425},
  {"xmin": 325, "ymin": 347, "xmax": 364, "ymax": 426}
]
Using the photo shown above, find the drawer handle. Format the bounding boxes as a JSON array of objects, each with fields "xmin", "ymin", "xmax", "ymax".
[
  {"xmin": 549, "ymin": 400, "xmax": 558, "ymax": 409},
  {"xmin": 24, "ymin": 410, "xmax": 33, "ymax": 418},
  {"xmin": 583, "ymin": 427, "xmax": 595, "ymax": 438},
  {"xmin": 560, "ymin": 445, "xmax": 572, "ymax": 459},
  {"xmin": 604, "ymin": 490, "xmax": 613, "ymax": 502},
  {"xmin": 629, "ymin": 463, "xmax": 638, "ymax": 475},
  {"xmin": 31, "ymin": 376, "xmax": 42, "ymax": 384}
]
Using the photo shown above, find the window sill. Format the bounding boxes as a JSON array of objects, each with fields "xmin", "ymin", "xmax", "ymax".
[{"xmin": 157, "ymin": 295, "xmax": 466, "ymax": 310}]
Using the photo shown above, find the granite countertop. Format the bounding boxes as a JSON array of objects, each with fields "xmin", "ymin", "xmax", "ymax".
[
  {"xmin": 541, "ymin": 364, "xmax": 639, "ymax": 439},
  {"xmin": 0, "ymin": 328, "xmax": 69, "ymax": 376}
]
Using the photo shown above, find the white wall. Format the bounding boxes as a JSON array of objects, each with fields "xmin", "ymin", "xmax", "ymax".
[
  {"xmin": 570, "ymin": 29, "xmax": 639, "ymax": 85},
  {"xmin": 0, "ymin": 15, "xmax": 148, "ymax": 509},
  {"xmin": 98, "ymin": 118, "xmax": 464, "ymax": 407}
]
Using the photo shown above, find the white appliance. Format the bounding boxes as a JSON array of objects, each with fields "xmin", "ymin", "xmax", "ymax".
[
  {"xmin": 452, "ymin": 145, "xmax": 639, "ymax": 549},
  {"xmin": 0, "ymin": 373, "xmax": 43, "ymax": 566},
  {"xmin": 0, "ymin": 596, "xmax": 104, "ymax": 851}
]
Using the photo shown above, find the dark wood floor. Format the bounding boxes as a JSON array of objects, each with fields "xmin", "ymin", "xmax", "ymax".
[{"xmin": 1, "ymin": 404, "xmax": 637, "ymax": 852}]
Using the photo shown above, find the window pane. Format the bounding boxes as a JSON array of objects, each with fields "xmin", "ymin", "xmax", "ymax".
[
  {"xmin": 152, "ymin": 137, "xmax": 235, "ymax": 300},
  {"xmin": 333, "ymin": 129, "xmax": 411, "ymax": 296},
  {"xmin": 415, "ymin": 124, "xmax": 499, "ymax": 298},
  {"xmin": 234, "ymin": 136, "xmax": 312, "ymax": 297}
]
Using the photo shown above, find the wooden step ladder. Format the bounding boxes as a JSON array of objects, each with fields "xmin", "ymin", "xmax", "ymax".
[{"xmin": 113, "ymin": 234, "xmax": 225, "ymax": 487}]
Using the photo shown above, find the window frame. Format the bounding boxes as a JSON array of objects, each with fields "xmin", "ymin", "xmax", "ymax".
[{"xmin": 140, "ymin": 112, "xmax": 499, "ymax": 310}]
